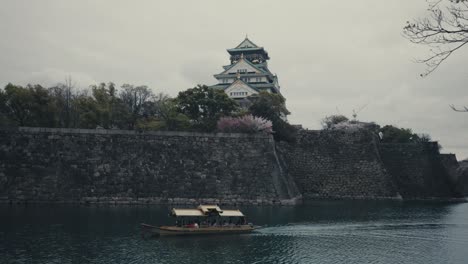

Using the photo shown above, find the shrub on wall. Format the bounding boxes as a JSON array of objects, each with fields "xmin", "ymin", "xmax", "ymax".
[
  {"xmin": 321, "ymin": 115, "xmax": 349, "ymax": 129},
  {"xmin": 175, "ymin": 85, "xmax": 239, "ymax": 132},
  {"xmin": 379, "ymin": 125, "xmax": 436, "ymax": 145},
  {"xmin": 247, "ymin": 91, "xmax": 297, "ymax": 142},
  {"xmin": 217, "ymin": 115, "xmax": 273, "ymax": 134}
]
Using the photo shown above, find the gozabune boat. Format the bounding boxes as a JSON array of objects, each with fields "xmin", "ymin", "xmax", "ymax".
[{"xmin": 141, "ymin": 205, "xmax": 257, "ymax": 236}]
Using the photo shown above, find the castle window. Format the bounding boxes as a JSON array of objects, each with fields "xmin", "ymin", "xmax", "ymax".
[{"xmin": 237, "ymin": 69, "xmax": 247, "ymax": 74}]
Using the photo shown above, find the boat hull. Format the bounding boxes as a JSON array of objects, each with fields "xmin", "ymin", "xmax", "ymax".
[{"xmin": 141, "ymin": 224, "xmax": 255, "ymax": 236}]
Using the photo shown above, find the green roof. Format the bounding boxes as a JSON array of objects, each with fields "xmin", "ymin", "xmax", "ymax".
[
  {"xmin": 217, "ymin": 57, "xmax": 269, "ymax": 76},
  {"xmin": 227, "ymin": 47, "xmax": 264, "ymax": 52},
  {"xmin": 234, "ymin": 37, "xmax": 259, "ymax": 49}
]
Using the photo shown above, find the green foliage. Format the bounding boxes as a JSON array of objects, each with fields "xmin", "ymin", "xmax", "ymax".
[
  {"xmin": 88, "ymin": 83, "xmax": 131, "ymax": 129},
  {"xmin": 74, "ymin": 94, "xmax": 100, "ymax": 129},
  {"xmin": 137, "ymin": 97, "xmax": 190, "ymax": 131},
  {"xmin": 0, "ymin": 82, "xmax": 167, "ymax": 130},
  {"xmin": 0, "ymin": 89, "xmax": 13, "ymax": 126},
  {"xmin": 156, "ymin": 99, "xmax": 191, "ymax": 131},
  {"xmin": 3, "ymin": 83, "xmax": 34, "ymax": 126},
  {"xmin": 1, "ymin": 83, "xmax": 58, "ymax": 127},
  {"xmin": 413, "ymin": 133, "xmax": 432, "ymax": 143},
  {"xmin": 248, "ymin": 91, "xmax": 290, "ymax": 119},
  {"xmin": 321, "ymin": 115, "xmax": 349, "ymax": 129},
  {"xmin": 0, "ymin": 82, "xmax": 296, "ymax": 139},
  {"xmin": 119, "ymin": 84, "xmax": 154, "ymax": 129},
  {"xmin": 380, "ymin": 125, "xmax": 413, "ymax": 143},
  {"xmin": 248, "ymin": 91, "xmax": 296, "ymax": 142},
  {"xmin": 175, "ymin": 85, "xmax": 239, "ymax": 132},
  {"xmin": 379, "ymin": 125, "xmax": 431, "ymax": 143}
]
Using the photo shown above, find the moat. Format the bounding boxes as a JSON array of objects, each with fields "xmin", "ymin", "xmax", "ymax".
[{"xmin": 1, "ymin": 201, "xmax": 468, "ymax": 264}]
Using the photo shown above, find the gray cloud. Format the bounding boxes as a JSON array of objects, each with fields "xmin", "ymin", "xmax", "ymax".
[{"xmin": 0, "ymin": 0, "xmax": 467, "ymax": 159}]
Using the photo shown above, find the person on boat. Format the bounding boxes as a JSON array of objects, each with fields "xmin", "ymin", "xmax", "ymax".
[{"xmin": 186, "ymin": 222, "xmax": 199, "ymax": 228}]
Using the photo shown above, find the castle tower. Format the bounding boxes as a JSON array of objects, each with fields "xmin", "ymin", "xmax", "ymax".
[{"xmin": 210, "ymin": 37, "xmax": 281, "ymax": 102}]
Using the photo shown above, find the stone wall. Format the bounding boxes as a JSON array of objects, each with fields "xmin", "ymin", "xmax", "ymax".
[
  {"xmin": 277, "ymin": 129, "xmax": 399, "ymax": 199},
  {"xmin": 440, "ymin": 154, "xmax": 460, "ymax": 185},
  {"xmin": 0, "ymin": 127, "xmax": 462, "ymax": 204},
  {"xmin": 457, "ymin": 160, "xmax": 468, "ymax": 196},
  {"xmin": 379, "ymin": 143, "xmax": 458, "ymax": 198},
  {"xmin": 278, "ymin": 129, "xmax": 462, "ymax": 200},
  {"xmin": 0, "ymin": 127, "xmax": 300, "ymax": 205}
]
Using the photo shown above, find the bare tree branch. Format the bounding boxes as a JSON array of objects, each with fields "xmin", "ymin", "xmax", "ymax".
[
  {"xmin": 404, "ymin": 0, "xmax": 468, "ymax": 77},
  {"xmin": 450, "ymin": 104, "xmax": 468, "ymax": 112}
]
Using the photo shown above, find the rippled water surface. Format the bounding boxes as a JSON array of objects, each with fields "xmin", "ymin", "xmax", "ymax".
[{"xmin": 1, "ymin": 201, "xmax": 468, "ymax": 264}]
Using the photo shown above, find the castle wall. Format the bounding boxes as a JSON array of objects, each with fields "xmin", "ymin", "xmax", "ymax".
[
  {"xmin": 277, "ymin": 130, "xmax": 399, "ymax": 199},
  {"xmin": 379, "ymin": 143, "xmax": 458, "ymax": 198},
  {"xmin": 0, "ymin": 127, "xmax": 299, "ymax": 205},
  {"xmin": 456, "ymin": 160, "xmax": 468, "ymax": 197},
  {"xmin": 0, "ymin": 127, "xmax": 462, "ymax": 204}
]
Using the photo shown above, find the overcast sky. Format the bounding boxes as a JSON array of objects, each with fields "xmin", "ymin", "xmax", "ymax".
[{"xmin": 1, "ymin": 0, "xmax": 467, "ymax": 159}]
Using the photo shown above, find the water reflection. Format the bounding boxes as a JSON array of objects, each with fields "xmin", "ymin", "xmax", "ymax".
[{"xmin": 1, "ymin": 201, "xmax": 467, "ymax": 264}]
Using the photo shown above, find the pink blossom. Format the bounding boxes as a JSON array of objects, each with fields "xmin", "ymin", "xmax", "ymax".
[{"xmin": 217, "ymin": 115, "xmax": 273, "ymax": 134}]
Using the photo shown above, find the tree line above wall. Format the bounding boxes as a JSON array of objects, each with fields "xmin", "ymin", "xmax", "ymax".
[{"xmin": 0, "ymin": 81, "xmax": 297, "ymax": 142}]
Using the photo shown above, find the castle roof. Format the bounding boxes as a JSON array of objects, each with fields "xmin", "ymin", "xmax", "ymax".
[
  {"xmin": 210, "ymin": 77, "xmax": 279, "ymax": 94},
  {"xmin": 234, "ymin": 37, "xmax": 259, "ymax": 49},
  {"xmin": 217, "ymin": 56, "xmax": 267, "ymax": 76},
  {"xmin": 224, "ymin": 79, "xmax": 260, "ymax": 98},
  {"xmin": 227, "ymin": 37, "xmax": 269, "ymax": 59}
]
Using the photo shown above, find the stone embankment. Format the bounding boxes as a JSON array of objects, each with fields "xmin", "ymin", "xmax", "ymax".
[
  {"xmin": 277, "ymin": 129, "xmax": 398, "ymax": 200},
  {"xmin": 0, "ymin": 127, "xmax": 464, "ymax": 205},
  {"xmin": 0, "ymin": 127, "xmax": 300, "ymax": 205},
  {"xmin": 456, "ymin": 160, "xmax": 468, "ymax": 196},
  {"xmin": 279, "ymin": 129, "xmax": 463, "ymax": 201}
]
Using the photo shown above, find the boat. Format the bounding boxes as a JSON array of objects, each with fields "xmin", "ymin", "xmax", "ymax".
[{"xmin": 141, "ymin": 205, "xmax": 256, "ymax": 236}]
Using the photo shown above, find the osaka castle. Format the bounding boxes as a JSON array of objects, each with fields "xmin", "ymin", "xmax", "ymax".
[{"xmin": 210, "ymin": 37, "xmax": 281, "ymax": 102}]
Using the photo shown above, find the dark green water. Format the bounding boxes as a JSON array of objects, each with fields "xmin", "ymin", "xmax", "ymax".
[{"xmin": 1, "ymin": 201, "xmax": 468, "ymax": 264}]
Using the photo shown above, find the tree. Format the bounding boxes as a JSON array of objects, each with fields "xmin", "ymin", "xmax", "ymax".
[
  {"xmin": 403, "ymin": 0, "xmax": 468, "ymax": 77},
  {"xmin": 175, "ymin": 85, "xmax": 239, "ymax": 132},
  {"xmin": 248, "ymin": 91, "xmax": 296, "ymax": 142},
  {"xmin": 27, "ymin": 84, "xmax": 57, "ymax": 127},
  {"xmin": 47, "ymin": 76, "xmax": 79, "ymax": 127},
  {"xmin": 248, "ymin": 91, "xmax": 290, "ymax": 119},
  {"xmin": 137, "ymin": 98, "xmax": 191, "ymax": 131},
  {"xmin": 89, "ymin": 82, "xmax": 132, "ymax": 129},
  {"xmin": 414, "ymin": 133, "xmax": 433, "ymax": 143},
  {"xmin": 0, "ymin": 84, "xmax": 58, "ymax": 127},
  {"xmin": 2, "ymin": 83, "xmax": 35, "ymax": 126},
  {"xmin": 74, "ymin": 94, "xmax": 100, "ymax": 129},
  {"xmin": 150, "ymin": 95, "xmax": 191, "ymax": 131},
  {"xmin": 217, "ymin": 115, "xmax": 273, "ymax": 134},
  {"xmin": 0, "ymin": 88, "xmax": 13, "ymax": 126},
  {"xmin": 321, "ymin": 115, "xmax": 349, "ymax": 129},
  {"xmin": 379, "ymin": 125, "xmax": 428, "ymax": 143},
  {"xmin": 119, "ymin": 84, "xmax": 154, "ymax": 129}
]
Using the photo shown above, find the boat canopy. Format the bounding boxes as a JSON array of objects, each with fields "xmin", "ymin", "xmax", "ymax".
[
  {"xmin": 171, "ymin": 205, "xmax": 245, "ymax": 217},
  {"xmin": 219, "ymin": 210, "xmax": 244, "ymax": 217},
  {"xmin": 171, "ymin": 209, "xmax": 205, "ymax": 217},
  {"xmin": 198, "ymin": 205, "xmax": 222, "ymax": 214}
]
